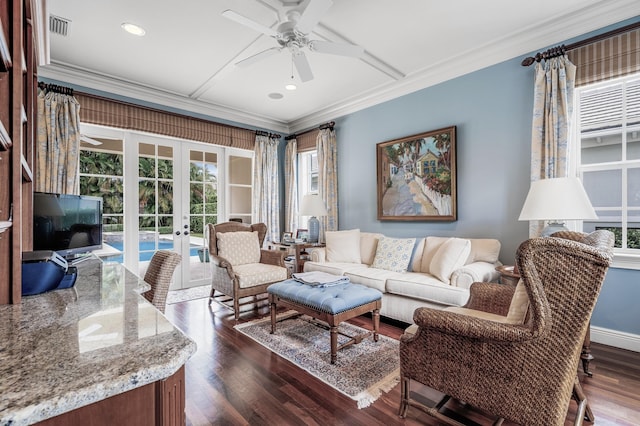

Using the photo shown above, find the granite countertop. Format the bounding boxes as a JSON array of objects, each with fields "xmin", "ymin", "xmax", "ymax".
[{"xmin": 0, "ymin": 257, "xmax": 197, "ymax": 425}]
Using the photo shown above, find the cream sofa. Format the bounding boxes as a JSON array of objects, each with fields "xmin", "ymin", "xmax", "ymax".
[{"xmin": 303, "ymin": 229, "xmax": 502, "ymax": 324}]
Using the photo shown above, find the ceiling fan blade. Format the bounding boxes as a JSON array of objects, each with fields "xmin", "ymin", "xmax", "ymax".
[
  {"xmin": 236, "ymin": 47, "xmax": 282, "ymax": 67},
  {"xmin": 295, "ymin": 0, "xmax": 333, "ymax": 35},
  {"xmin": 80, "ymin": 135, "xmax": 102, "ymax": 146},
  {"xmin": 309, "ymin": 40, "xmax": 364, "ymax": 57},
  {"xmin": 292, "ymin": 51, "xmax": 314, "ymax": 82},
  {"xmin": 221, "ymin": 9, "xmax": 279, "ymax": 38}
]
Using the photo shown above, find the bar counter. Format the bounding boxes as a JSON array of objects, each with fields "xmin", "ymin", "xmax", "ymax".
[{"xmin": 0, "ymin": 257, "xmax": 197, "ymax": 425}]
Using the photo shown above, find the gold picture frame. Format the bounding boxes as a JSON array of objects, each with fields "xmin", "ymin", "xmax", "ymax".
[{"xmin": 376, "ymin": 126, "xmax": 457, "ymax": 221}]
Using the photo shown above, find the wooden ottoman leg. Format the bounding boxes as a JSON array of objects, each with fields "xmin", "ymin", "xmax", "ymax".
[
  {"xmin": 373, "ymin": 308, "xmax": 380, "ymax": 342},
  {"xmin": 269, "ymin": 294, "xmax": 277, "ymax": 334},
  {"xmin": 330, "ymin": 325, "xmax": 338, "ymax": 364}
]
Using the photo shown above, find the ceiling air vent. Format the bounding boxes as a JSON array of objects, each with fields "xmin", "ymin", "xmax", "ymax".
[{"xmin": 49, "ymin": 15, "xmax": 71, "ymax": 37}]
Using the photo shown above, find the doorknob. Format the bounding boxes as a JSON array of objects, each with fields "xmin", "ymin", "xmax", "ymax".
[{"xmin": 175, "ymin": 231, "xmax": 181, "ymax": 236}]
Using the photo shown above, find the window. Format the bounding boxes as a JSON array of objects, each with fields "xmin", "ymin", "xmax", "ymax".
[
  {"xmin": 576, "ymin": 73, "xmax": 640, "ymax": 256},
  {"xmin": 297, "ymin": 150, "xmax": 318, "ymax": 228}
]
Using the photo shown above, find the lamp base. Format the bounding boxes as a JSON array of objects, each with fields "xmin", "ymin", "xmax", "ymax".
[
  {"xmin": 541, "ymin": 221, "xmax": 568, "ymax": 237},
  {"xmin": 308, "ymin": 216, "xmax": 320, "ymax": 243}
]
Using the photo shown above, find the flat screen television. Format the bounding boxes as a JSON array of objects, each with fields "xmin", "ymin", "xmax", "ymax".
[{"xmin": 33, "ymin": 192, "xmax": 103, "ymax": 260}]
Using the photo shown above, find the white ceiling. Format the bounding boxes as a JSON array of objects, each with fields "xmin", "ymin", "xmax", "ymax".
[{"xmin": 40, "ymin": 0, "xmax": 640, "ymax": 134}]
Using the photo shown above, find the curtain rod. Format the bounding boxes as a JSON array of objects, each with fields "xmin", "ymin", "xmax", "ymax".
[
  {"xmin": 521, "ymin": 20, "xmax": 640, "ymax": 66},
  {"xmin": 285, "ymin": 121, "xmax": 336, "ymax": 140},
  {"xmin": 38, "ymin": 81, "xmax": 74, "ymax": 95},
  {"xmin": 255, "ymin": 130, "xmax": 282, "ymax": 139}
]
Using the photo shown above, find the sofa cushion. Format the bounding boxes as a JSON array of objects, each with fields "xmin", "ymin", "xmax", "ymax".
[
  {"xmin": 360, "ymin": 232, "xmax": 384, "ymax": 265},
  {"xmin": 430, "ymin": 238, "xmax": 471, "ymax": 283},
  {"xmin": 343, "ymin": 266, "xmax": 399, "ymax": 293},
  {"xmin": 386, "ymin": 273, "xmax": 470, "ymax": 306},
  {"xmin": 371, "ymin": 236, "xmax": 416, "ymax": 273},
  {"xmin": 444, "ymin": 306, "xmax": 513, "ymax": 323},
  {"xmin": 303, "ymin": 261, "xmax": 365, "ymax": 277},
  {"xmin": 325, "ymin": 229, "xmax": 361, "ymax": 263},
  {"xmin": 466, "ymin": 238, "xmax": 501, "ymax": 264},
  {"xmin": 217, "ymin": 231, "xmax": 260, "ymax": 266}
]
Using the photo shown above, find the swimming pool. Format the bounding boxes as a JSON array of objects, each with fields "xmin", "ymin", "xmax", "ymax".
[{"xmin": 106, "ymin": 240, "xmax": 199, "ymax": 262}]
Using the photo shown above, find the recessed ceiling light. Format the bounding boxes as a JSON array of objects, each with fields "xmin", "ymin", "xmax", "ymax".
[
  {"xmin": 285, "ymin": 83, "xmax": 297, "ymax": 91},
  {"xmin": 121, "ymin": 22, "xmax": 146, "ymax": 36},
  {"xmin": 268, "ymin": 92, "xmax": 284, "ymax": 99}
]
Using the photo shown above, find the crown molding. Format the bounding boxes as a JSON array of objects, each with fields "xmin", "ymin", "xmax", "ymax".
[
  {"xmin": 289, "ymin": 0, "xmax": 640, "ymax": 132},
  {"xmin": 39, "ymin": 0, "xmax": 640, "ymax": 136},
  {"xmin": 38, "ymin": 63, "xmax": 292, "ymax": 134}
]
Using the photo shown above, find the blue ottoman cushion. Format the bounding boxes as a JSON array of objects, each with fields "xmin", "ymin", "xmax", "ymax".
[{"xmin": 268, "ymin": 279, "xmax": 382, "ymax": 314}]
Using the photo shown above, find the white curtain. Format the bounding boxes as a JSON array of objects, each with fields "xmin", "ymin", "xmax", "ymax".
[
  {"xmin": 317, "ymin": 128, "xmax": 338, "ymax": 241},
  {"xmin": 528, "ymin": 56, "xmax": 576, "ymax": 236},
  {"xmin": 36, "ymin": 89, "xmax": 82, "ymax": 194},
  {"xmin": 284, "ymin": 138, "xmax": 298, "ymax": 235},
  {"xmin": 253, "ymin": 134, "xmax": 280, "ymax": 243}
]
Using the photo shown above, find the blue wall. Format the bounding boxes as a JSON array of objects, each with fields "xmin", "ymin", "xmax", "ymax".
[{"xmin": 331, "ymin": 18, "xmax": 640, "ymax": 336}]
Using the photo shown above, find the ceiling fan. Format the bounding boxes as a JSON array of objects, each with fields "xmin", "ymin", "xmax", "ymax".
[{"xmin": 222, "ymin": 0, "xmax": 364, "ymax": 82}]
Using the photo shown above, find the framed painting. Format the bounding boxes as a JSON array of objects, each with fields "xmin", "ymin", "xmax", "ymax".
[{"xmin": 376, "ymin": 126, "xmax": 457, "ymax": 221}]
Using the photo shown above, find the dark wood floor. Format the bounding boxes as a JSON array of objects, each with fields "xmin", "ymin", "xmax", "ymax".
[{"xmin": 165, "ymin": 297, "xmax": 640, "ymax": 426}]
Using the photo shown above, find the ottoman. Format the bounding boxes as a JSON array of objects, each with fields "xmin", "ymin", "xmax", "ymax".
[{"xmin": 267, "ymin": 279, "xmax": 382, "ymax": 364}]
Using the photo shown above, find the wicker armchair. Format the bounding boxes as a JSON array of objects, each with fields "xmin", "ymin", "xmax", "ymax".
[
  {"xmin": 207, "ymin": 222, "xmax": 288, "ymax": 320},
  {"xmin": 142, "ymin": 250, "xmax": 182, "ymax": 313},
  {"xmin": 399, "ymin": 230, "xmax": 614, "ymax": 425}
]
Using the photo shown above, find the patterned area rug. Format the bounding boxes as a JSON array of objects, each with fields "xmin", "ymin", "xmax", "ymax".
[
  {"xmin": 166, "ymin": 285, "xmax": 210, "ymax": 304},
  {"xmin": 235, "ymin": 311, "xmax": 400, "ymax": 408}
]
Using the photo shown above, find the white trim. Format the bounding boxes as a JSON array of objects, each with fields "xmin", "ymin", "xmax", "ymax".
[
  {"xmin": 612, "ymin": 253, "xmax": 640, "ymax": 270},
  {"xmin": 591, "ymin": 326, "xmax": 640, "ymax": 352}
]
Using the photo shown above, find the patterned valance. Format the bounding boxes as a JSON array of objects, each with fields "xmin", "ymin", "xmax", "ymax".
[
  {"xmin": 568, "ymin": 28, "xmax": 640, "ymax": 87},
  {"xmin": 75, "ymin": 93, "xmax": 255, "ymax": 150}
]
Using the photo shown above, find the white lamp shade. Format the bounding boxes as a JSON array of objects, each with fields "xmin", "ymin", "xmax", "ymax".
[
  {"xmin": 299, "ymin": 194, "xmax": 328, "ymax": 217},
  {"xmin": 519, "ymin": 177, "xmax": 598, "ymax": 221}
]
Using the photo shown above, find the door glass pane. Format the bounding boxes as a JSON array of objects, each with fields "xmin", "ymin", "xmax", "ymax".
[{"xmin": 79, "ymin": 139, "xmax": 124, "ymax": 263}]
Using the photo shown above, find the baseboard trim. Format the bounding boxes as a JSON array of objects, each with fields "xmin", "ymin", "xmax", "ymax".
[{"xmin": 591, "ymin": 326, "xmax": 640, "ymax": 352}]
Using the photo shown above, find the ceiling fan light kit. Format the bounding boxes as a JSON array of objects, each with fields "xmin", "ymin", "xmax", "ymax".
[{"xmin": 222, "ymin": 0, "xmax": 363, "ymax": 84}]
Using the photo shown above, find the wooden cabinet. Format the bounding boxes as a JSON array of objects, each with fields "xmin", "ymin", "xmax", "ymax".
[{"xmin": 0, "ymin": 0, "xmax": 36, "ymax": 304}]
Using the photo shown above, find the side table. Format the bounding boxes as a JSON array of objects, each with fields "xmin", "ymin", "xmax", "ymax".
[
  {"xmin": 268, "ymin": 242, "xmax": 325, "ymax": 273},
  {"xmin": 495, "ymin": 264, "xmax": 595, "ymax": 377}
]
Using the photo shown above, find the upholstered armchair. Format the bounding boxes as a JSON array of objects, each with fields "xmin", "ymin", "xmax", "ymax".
[
  {"xmin": 399, "ymin": 230, "xmax": 614, "ymax": 425},
  {"xmin": 207, "ymin": 222, "xmax": 289, "ymax": 320}
]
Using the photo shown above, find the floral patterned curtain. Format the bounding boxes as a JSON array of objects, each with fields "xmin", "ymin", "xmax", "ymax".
[
  {"xmin": 284, "ymin": 138, "xmax": 298, "ymax": 235},
  {"xmin": 528, "ymin": 56, "xmax": 576, "ymax": 236},
  {"xmin": 36, "ymin": 89, "xmax": 81, "ymax": 194},
  {"xmin": 253, "ymin": 134, "xmax": 280, "ymax": 243},
  {"xmin": 317, "ymin": 128, "xmax": 338, "ymax": 241}
]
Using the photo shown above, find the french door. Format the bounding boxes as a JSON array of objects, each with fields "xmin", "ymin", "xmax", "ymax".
[
  {"xmin": 80, "ymin": 126, "xmax": 253, "ymax": 290},
  {"xmin": 134, "ymin": 136, "xmax": 222, "ymax": 290}
]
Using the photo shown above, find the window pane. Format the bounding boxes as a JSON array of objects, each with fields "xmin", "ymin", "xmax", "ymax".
[
  {"xmin": 628, "ymin": 130, "xmax": 640, "ymax": 160},
  {"xmin": 158, "ymin": 158, "xmax": 173, "ymax": 179},
  {"xmin": 80, "ymin": 151, "xmax": 123, "ymax": 175},
  {"xmin": 204, "ymin": 183, "xmax": 217, "ymax": 213},
  {"xmin": 581, "ymin": 133, "xmax": 622, "ymax": 164},
  {"xmin": 139, "ymin": 156, "xmax": 156, "ymax": 179},
  {"xmin": 190, "ymin": 183, "xmax": 204, "ymax": 214},
  {"xmin": 583, "ymin": 170, "xmax": 621, "ymax": 207},
  {"xmin": 139, "ymin": 216, "xmax": 156, "ymax": 232},
  {"xmin": 629, "ymin": 167, "xmax": 640, "ymax": 208}
]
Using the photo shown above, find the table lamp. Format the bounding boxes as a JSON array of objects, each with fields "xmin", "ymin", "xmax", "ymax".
[
  {"xmin": 299, "ymin": 194, "xmax": 328, "ymax": 243},
  {"xmin": 519, "ymin": 177, "xmax": 598, "ymax": 236}
]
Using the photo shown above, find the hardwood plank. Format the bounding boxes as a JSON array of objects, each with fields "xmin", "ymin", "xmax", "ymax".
[{"xmin": 166, "ymin": 298, "xmax": 640, "ymax": 425}]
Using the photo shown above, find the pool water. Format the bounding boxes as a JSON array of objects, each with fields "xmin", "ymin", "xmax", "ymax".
[{"xmin": 106, "ymin": 240, "xmax": 199, "ymax": 262}]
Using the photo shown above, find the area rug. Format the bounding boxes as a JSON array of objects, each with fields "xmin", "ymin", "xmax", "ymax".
[
  {"xmin": 234, "ymin": 311, "xmax": 400, "ymax": 408},
  {"xmin": 166, "ymin": 285, "xmax": 210, "ymax": 304}
]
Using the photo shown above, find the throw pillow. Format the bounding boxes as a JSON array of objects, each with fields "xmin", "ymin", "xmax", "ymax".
[
  {"xmin": 429, "ymin": 238, "xmax": 471, "ymax": 283},
  {"xmin": 506, "ymin": 279, "xmax": 530, "ymax": 324},
  {"xmin": 325, "ymin": 229, "xmax": 361, "ymax": 263},
  {"xmin": 466, "ymin": 238, "xmax": 501, "ymax": 264},
  {"xmin": 217, "ymin": 231, "xmax": 261, "ymax": 266},
  {"xmin": 420, "ymin": 236, "xmax": 450, "ymax": 272},
  {"xmin": 371, "ymin": 236, "xmax": 416, "ymax": 273},
  {"xmin": 360, "ymin": 232, "xmax": 383, "ymax": 265}
]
